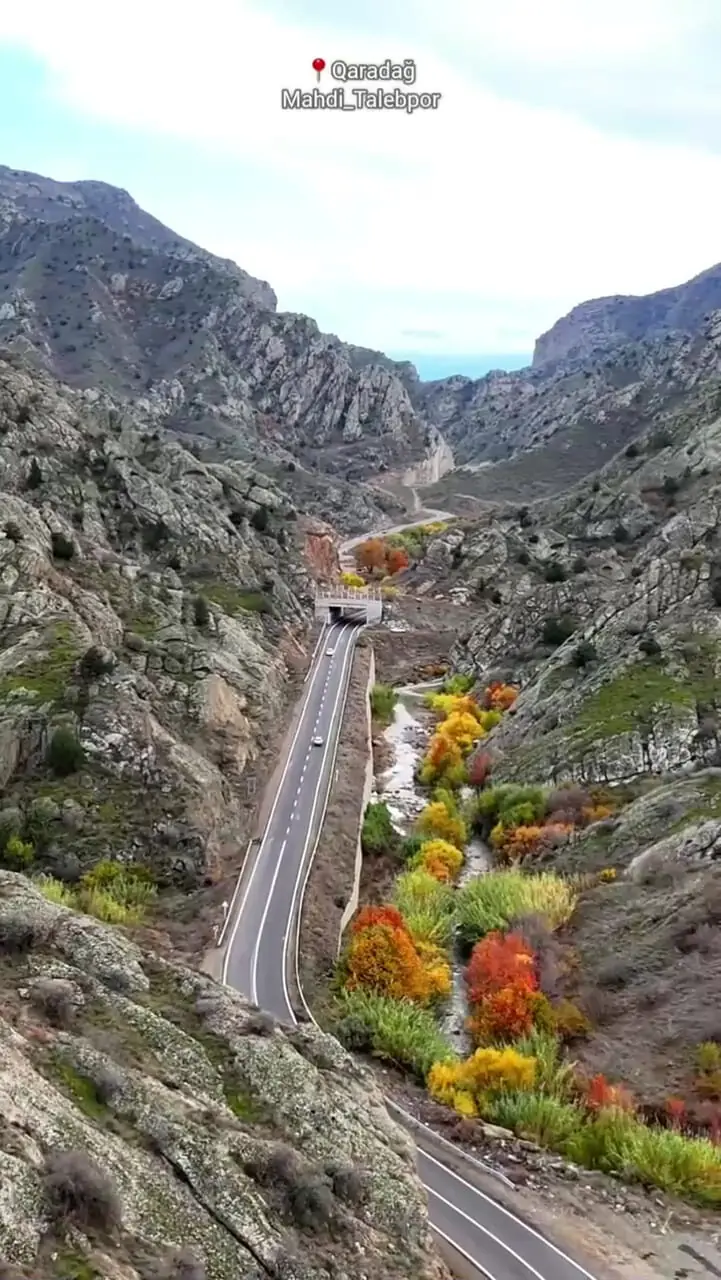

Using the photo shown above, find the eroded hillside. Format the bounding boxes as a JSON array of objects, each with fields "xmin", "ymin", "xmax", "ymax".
[
  {"xmin": 406, "ymin": 330, "xmax": 721, "ymax": 1106},
  {"xmin": 0, "ymin": 354, "xmax": 338, "ymax": 953},
  {"xmin": 0, "ymin": 871, "xmax": 447, "ymax": 1280}
]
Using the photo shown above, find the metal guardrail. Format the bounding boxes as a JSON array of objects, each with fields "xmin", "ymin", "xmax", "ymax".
[{"xmin": 315, "ymin": 585, "xmax": 382, "ymax": 601}]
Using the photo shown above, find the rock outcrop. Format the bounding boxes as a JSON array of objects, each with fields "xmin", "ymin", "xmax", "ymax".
[
  {"xmin": 0, "ymin": 871, "xmax": 448, "ymax": 1280},
  {"xmin": 533, "ymin": 261, "xmax": 721, "ymax": 368},
  {"xmin": 0, "ymin": 354, "xmax": 325, "ymax": 914}
]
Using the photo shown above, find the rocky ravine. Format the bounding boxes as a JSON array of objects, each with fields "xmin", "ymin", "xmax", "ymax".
[
  {"xmin": 0, "ymin": 353, "xmax": 340, "ymax": 952},
  {"xmin": 406, "ymin": 333, "xmax": 721, "ymax": 1105},
  {"xmin": 0, "ymin": 871, "xmax": 448, "ymax": 1280}
]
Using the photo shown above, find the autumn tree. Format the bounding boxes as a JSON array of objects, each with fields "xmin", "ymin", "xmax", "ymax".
[
  {"xmin": 465, "ymin": 931, "xmax": 539, "ymax": 1041},
  {"xmin": 416, "ymin": 800, "xmax": 467, "ymax": 849},
  {"xmin": 386, "ymin": 546, "xmax": 410, "ymax": 575},
  {"xmin": 468, "ymin": 751, "xmax": 493, "ymax": 789},
  {"xmin": 354, "ymin": 538, "xmax": 386, "ymax": 574}
]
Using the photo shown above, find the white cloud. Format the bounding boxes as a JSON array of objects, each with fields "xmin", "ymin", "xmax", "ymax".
[{"xmin": 3, "ymin": 0, "xmax": 721, "ymax": 355}]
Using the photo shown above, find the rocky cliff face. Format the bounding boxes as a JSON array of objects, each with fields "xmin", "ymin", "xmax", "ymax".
[
  {"xmin": 0, "ymin": 353, "xmax": 334, "ymax": 930},
  {"xmin": 533, "ymin": 261, "xmax": 721, "ymax": 369},
  {"xmin": 419, "ymin": 312, "xmax": 721, "ymax": 505},
  {"xmin": 0, "ymin": 871, "xmax": 447, "ymax": 1280},
  {"xmin": 0, "ymin": 165, "xmax": 435, "ymax": 514}
]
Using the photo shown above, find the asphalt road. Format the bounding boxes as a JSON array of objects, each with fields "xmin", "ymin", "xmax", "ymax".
[
  {"xmin": 221, "ymin": 619, "xmax": 358, "ymax": 1010},
  {"xmin": 221, "ymin": 528, "xmax": 605, "ymax": 1280}
]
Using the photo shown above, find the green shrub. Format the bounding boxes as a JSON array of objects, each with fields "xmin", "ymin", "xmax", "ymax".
[
  {"xmin": 50, "ymin": 531, "xmax": 75, "ymax": 560},
  {"xmin": 572, "ymin": 640, "xmax": 597, "ymax": 668},
  {"xmin": 361, "ymin": 802, "xmax": 396, "ymax": 856},
  {"xmin": 541, "ymin": 615, "xmax": 577, "ymax": 647},
  {"xmin": 193, "ymin": 594, "xmax": 210, "ymax": 627},
  {"xmin": 443, "ymin": 673, "xmax": 475, "ymax": 695},
  {"xmin": 35, "ymin": 875, "xmax": 76, "ymax": 907},
  {"xmin": 476, "ymin": 784, "xmax": 547, "ymax": 830},
  {"xmin": 543, "ymin": 561, "xmax": 566, "ymax": 583},
  {"xmin": 369, "ymin": 683, "xmax": 397, "ymax": 724},
  {"xmin": 3, "ymin": 834, "xmax": 34, "ymax": 869},
  {"xmin": 455, "ymin": 870, "xmax": 576, "ymax": 949},
  {"xmin": 392, "ymin": 869, "xmax": 454, "ymax": 945},
  {"xmin": 80, "ymin": 861, "xmax": 156, "ymax": 914},
  {"xmin": 564, "ymin": 1110, "xmax": 721, "ymax": 1206},
  {"xmin": 333, "ymin": 989, "xmax": 456, "ymax": 1080},
  {"xmin": 484, "ymin": 1090, "xmax": 583, "ymax": 1148},
  {"xmin": 571, "ymin": 556, "xmax": 588, "ymax": 574},
  {"xmin": 250, "ymin": 505, "xmax": 269, "ymax": 532},
  {"xmin": 400, "ymin": 834, "xmax": 425, "ymax": 863},
  {"xmin": 46, "ymin": 727, "xmax": 84, "ymax": 777}
]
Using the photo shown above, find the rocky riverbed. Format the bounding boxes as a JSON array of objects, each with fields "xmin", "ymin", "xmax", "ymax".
[{"xmin": 372, "ymin": 688, "xmax": 491, "ymax": 1052}]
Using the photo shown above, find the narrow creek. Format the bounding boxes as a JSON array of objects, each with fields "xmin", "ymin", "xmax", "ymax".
[{"xmin": 373, "ymin": 684, "xmax": 491, "ymax": 1056}]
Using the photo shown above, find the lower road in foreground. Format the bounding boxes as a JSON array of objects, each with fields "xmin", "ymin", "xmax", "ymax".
[{"xmin": 222, "ymin": 618, "xmax": 603, "ymax": 1280}]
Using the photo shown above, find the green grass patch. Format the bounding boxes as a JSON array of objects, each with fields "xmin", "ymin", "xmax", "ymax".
[
  {"xmin": 575, "ymin": 659, "xmax": 702, "ymax": 740},
  {"xmin": 201, "ymin": 581, "xmax": 271, "ymax": 615},
  {"xmin": 361, "ymin": 801, "xmax": 397, "ymax": 856},
  {"xmin": 0, "ymin": 621, "xmax": 80, "ymax": 705},
  {"xmin": 123, "ymin": 603, "xmax": 159, "ymax": 637},
  {"xmin": 53, "ymin": 1249, "xmax": 102, "ymax": 1280},
  {"xmin": 455, "ymin": 869, "xmax": 576, "ymax": 950},
  {"xmin": 49, "ymin": 1057, "xmax": 109, "ymax": 1122},
  {"xmin": 333, "ymin": 988, "xmax": 456, "ymax": 1080},
  {"xmin": 392, "ymin": 869, "xmax": 455, "ymax": 947},
  {"xmin": 369, "ymin": 682, "xmax": 397, "ymax": 725}
]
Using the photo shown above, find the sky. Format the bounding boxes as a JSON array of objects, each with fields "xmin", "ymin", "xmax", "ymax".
[{"xmin": 2, "ymin": 0, "xmax": 721, "ymax": 376}]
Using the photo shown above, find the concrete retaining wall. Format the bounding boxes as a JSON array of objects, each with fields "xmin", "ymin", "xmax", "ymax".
[{"xmin": 337, "ymin": 646, "xmax": 376, "ymax": 951}]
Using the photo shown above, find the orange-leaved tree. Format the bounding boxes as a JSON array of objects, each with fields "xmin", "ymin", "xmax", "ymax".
[
  {"xmin": 491, "ymin": 824, "xmax": 544, "ymax": 862},
  {"xmin": 386, "ymin": 546, "xmax": 410, "ymax": 575},
  {"xmin": 345, "ymin": 919, "xmax": 427, "ymax": 1001},
  {"xmin": 465, "ymin": 931, "xmax": 539, "ymax": 1042},
  {"xmin": 354, "ymin": 538, "xmax": 387, "ymax": 574},
  {"xmin": 465, "ymin": 931, "xmax": 537, "ymax": 1003},
  {"xmin": 584, "ymin": 1073, "xmax": 635, "ymax": 1113},
  {"xmin": 483, "ymin": 682, "xmax": 518, "ymax": 712},
  {"xmin": 347, "ymin": 904, "xmax": 450, "ymax": 1004}
]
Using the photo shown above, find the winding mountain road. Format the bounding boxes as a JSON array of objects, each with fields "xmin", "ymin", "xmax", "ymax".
[{"xmin": 221, "ymin": 520, "xmax": 605, "ymax": 1280}]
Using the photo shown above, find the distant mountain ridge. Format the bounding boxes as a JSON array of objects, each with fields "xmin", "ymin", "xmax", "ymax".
[
  {"xmin": 533, "ymin": 262, "xmax": 721, "ymax": 369},
  {"xmin": 3, "ymin": 162, "xmax": 721, "ymax": 513}
]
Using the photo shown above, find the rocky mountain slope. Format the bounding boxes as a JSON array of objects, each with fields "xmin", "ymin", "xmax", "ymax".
[
  {"xmin": 420, "ymin": 313, "xmax": 721, "ymax": 504},
  {"xmin": 533, "ymin": 261, "xmax": 721, "ymax": 369},
  {"xmin": 0, "ymin": 870, "xmax": 447, "ymax": 1280},
  {"xmin": 409, "ymin": 314, "xmax": 721, "ymax": 1104},
  {"xmin": 0, "ymin": 165, "xmax": 436, "ymax": 517},
  {"xmin": 0, "ymin": 352, "xmax": 340, "ymax": 953}
]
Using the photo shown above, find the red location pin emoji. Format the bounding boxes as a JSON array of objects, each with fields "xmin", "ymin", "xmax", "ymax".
[{"xmin": 312, "ymin": 57, "xmax": 326, "ymax": 84}]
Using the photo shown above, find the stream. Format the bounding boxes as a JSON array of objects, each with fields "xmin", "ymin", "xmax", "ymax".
[{"xmin": 373, "ymin": 684, "xmax": 491, "ymax": 1055}]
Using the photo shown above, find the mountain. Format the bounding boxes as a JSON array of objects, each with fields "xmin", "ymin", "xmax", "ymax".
[
  {"xmin": 0, "ymin": 164, "xmax": 443, "ymax": 524},
  {"xmin": 533, "ymin": 262, "xmax": 721, "ymax": 369}
]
